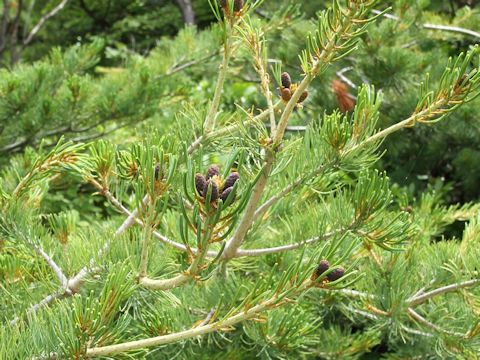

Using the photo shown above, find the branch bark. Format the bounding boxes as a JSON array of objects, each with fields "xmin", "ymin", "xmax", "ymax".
[
  {"xmin": 407, "ymin": 279, "xmax": 480, "ymax": 307},
  {"xmin": 32, "ymin": 244, "xmax": 68, "ymax": 289}
]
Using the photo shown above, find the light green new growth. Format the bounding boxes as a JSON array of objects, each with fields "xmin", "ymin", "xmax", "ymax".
[{"xmin": 1, "ymin": 1, "xmax": 480, "ymax": 359}]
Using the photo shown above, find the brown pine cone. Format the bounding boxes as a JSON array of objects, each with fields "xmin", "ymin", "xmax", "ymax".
[
  {"xmin": 233, "ymin": 0, "xmax": 244, "ymax": 12},
  {"xmin": 154, "ymin": 163, "xmax": 162, "ymax": 180},
  {"xmin": 281, "ymin": 87, "xmax": 292, "ymax": 102},
  {"xmin": 298, "ymin": 90, "xmax": 309, "ymax": 103},
  {"xmin": 281, "ymin": 72, "xmax": 292, "ymax": 89}
]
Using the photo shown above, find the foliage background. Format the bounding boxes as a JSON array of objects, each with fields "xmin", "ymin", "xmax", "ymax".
[{"xmin": 1, "ymin": 0, "xmax": 480, "ymax": 359}]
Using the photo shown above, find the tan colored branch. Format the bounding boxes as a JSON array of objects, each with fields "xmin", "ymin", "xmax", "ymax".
[
  {"xmin": 407, "ymin": 279, "xmax": 480, "ymax": 307},
  {"xmin": 371, "ymin": 9, "xmax": 480, "ymax": 40},
  {"xmin": 407, "ymin": 308, "xmax": 466, "ymax": 337},
  {"xmin": 33, "ymin": 245, "xmax": 68, "ymax": 289},
  {"xmin": 86, "ymin": 280, "xmax": 312, "ymax": 356}
]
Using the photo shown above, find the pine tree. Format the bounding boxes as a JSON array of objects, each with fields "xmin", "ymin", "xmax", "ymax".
[{"xmin": 1, "ymin": 1, "xmax": 480, "ymax": 359}]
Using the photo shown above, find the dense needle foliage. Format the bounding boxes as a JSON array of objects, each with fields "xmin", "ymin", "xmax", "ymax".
[{"xmin": 1, "ymin": 1, "xmax": 480, "ymax": 359}]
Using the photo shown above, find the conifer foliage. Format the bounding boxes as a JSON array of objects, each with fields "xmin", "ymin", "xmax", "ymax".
[{"xmin": 1, "ymin": 1, "xmax": 480, "ymax": 358}]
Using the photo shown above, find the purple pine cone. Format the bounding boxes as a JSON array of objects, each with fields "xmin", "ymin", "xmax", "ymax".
[
  {"xmin": 315, "ymin": 260, "xmax": 330, "ymax": 278},
  {"xmin": 327, "ymin": 267, "xmax": 345, "ymax": 282},
  {"xmin": 195, "ymin": 173, "xmax": 207, "ymax": 196},
  {"xmin": 205, "ymin": 180, "xmax": 219, "ymax": 202},
  {"xmin": 223, "ymin": 172, "xmax": 240, "ymax": 190},
  {"xmin": 220, "ymin": 186, "xmax": 235, "ymax": 203},
  {"xmin": 206, "ymin": 165, "xmax": 220, "ymax": 180}
]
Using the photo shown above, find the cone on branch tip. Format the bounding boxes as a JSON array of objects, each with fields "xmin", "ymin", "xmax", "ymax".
[
  {"xmin": 205, "ymin": 180, "xmax": 219, "ymax": 202},
  {"xmin": 281, "ymin": 72, "xmax": 292, "ymax": 89},
  {"xmin": 298, "ymin": 90, "xmax": 309, "ymax": 104},
  {"xmin": 233, "ymin": 0, "xmax": 244, "ymax": 13},
  {"xmin": 281, "ymin": 87, "xmax": 292, "ymax": 102},
  {"xmin": 206, "ymin": 165, "xmax": 220, "ymax": 180},
  {"xmin": 311, "ymin": 260, "xmax": 345, "ymax": 283},
  {"xmin": 195, "ymin": 173, "xmax": 207, "ymax": 196},
  {"xmin": 220, "ymin": 186, "xmax": 235, "ymax": 203},
  {"xmin": 327, "ymin": 267, "xmax": 345, "ymax": 282},
  {"xmin": 219, "ymin": 0, "xmax": 244, "ymax": 15},
  {"xmin": 195, "ymin": 166, "xmax": 240, "ymax": 206},
  {"xmin": 223, "ymin": 172, "xmax": 240, "ymax": 190},
  {"xmin": 315, "ymin": 260, "xmax": 330, "ymax": 278}
]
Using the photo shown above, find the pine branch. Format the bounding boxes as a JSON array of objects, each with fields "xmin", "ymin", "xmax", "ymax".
[
  {"xmin": 23, "ymin": 0, "xmax": 70, "ymax": 46},
  {"xmin": 345, "ymin": 102, "xmax": 445, "ymax": 153},
  {"xmin": 252, "ymin": 164, "xmax": 328, "ymax": 223},
  {"xmin": 138, "ymin": 204, "xmax": 154, "ymax": 279},
  {"xmin": 222, "ymin": 151, "xmax": 275, "ymax": 259},
  {"xmin": 407, "ymin": 308, "xmax": 467, "ymax": 337},
  {"xmin": 138, "ymin": 212, "xmax": 216, "ymax": 290},
  {"xmin": 203, "ymin": 24, "xmax": 233, "ymax": 134},
  {"xmin": 238, "ymin": 19, "xmax": 277, "ymax": 134},
  {"xmin": 336, "ymin": 66, "xmax": 357, "ymax": 89},
  {"xmin": 85, "ymin": 279, "xmax": 313, "ymax": 357},
  {"xmin": 222, "ymin": 2, "xmax": 383, "ymax": 260},
  {"xmin": 32, "ymin": 244, "xmax": 68, "ymax": 289},
  {"xmin": 235, "ymin": 230, "xmax": 341, "ymax": 257},
  {"xmin": 92, "ymin": 181, "xmax": 218, "ymax": 256},
  {"xmin": 187, "ymin": 100, "xmax": 282, "ymax": 154},
  {"xmin": 166, "ymin": 52, "xmax": 219, "ymax": 75},
  {"xmin": 11, "ymin": 194, "xmax": 147, "ymax": 324},
  {"xmin": 10, "ymin": 292, "xmax": 62, "ymax": 326},
  {"xmin": 371, "ymin": 9, "xmax": 480, "ymax": 40},
  {"xmin": 407, "ymin": 279, "xmax": 480, "ymax": 307}
]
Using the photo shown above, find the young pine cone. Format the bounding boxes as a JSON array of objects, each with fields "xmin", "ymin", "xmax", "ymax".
[
  {"xmin": 195, "ymin": 173, "xmax": 207, "ymax": 196},
  {"xmin": 219, "ymin": 0, "xmax": 227, "ymax": 8},
  {"xmin": 220, "ymin": 186, "xmax": 235, "ymax": 203},
  {"xmin": 327, "ymin": 267, "xmax": 345, "ymax": 282},
  {"xmin": 233, "ymin": 0, "xmax": 244, "ymax": 12},
  {"xmin": 223, "ymin": 172, "xmax": 240, "ymax": 190},
  {"xmin": 206, "ymin": 165, "xmax": 220, "ymax": 180},
  {"xmin": 281, "ymin": 87, "xmax": 292, "ymax": 102},
  {"xmin": 204, "ymin": 180, "xmax": 219, "ymax": 202},
  {"xmin": 298, "ymin": 90, "xmax": 309, "ymax": 103},
  {"xmin": 281, "ymin": 72, "xmax": 292, "ymax": 89},
  {"xmin": 154, "ymin": 163, "xmax": 162, "ymax": 180},
  {"xmin": 315, "ymin": 260, "xmax": 330, "ymax": 278}
]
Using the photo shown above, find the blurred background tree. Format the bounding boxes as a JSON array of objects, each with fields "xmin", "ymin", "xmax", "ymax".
[
  {"xmin": 1, "ymin": 1, "xmax": 480, "ymax": 358},
  {"xmin": 1, "ymin": 0, "xmax": 480, "ymax": 204},
  {"xmin": 1, "ymin": 0, "xmax": 479, "ymax": 212}
]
